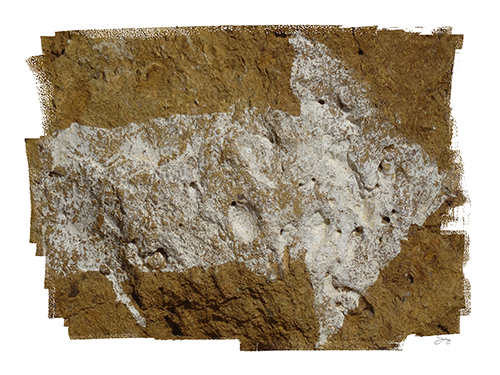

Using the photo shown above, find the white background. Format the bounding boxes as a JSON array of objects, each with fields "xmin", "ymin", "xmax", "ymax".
[{"xmin": 1, "ymin": 1, "xmax": 495, "ymax": 374}]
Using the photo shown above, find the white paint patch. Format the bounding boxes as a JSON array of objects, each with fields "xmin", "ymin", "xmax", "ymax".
[
  {"xmin": 33, "ymin": 33, "xmax": 450, "ymax": 345},
  {"xmin": 106, "ymin": 271, "xmax": 146, "ymax": 327}
]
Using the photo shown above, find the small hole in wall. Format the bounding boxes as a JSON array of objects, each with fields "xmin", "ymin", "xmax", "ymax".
[
  {"xmin": 407, "ymin": 273, "xmax": 414, "ymax": 283},
  {"xmin": 318, "ymin": 99, "xmax": 325, "ymax": 105},
  {"xmin": 381, "ymin": 216, "xmax": 391, "ymax": 224},
  {"xmin": 358, "ymin": 49, "xmax": 364, "ymax": 55},
  {"xmin": 155, "ymin": 247, "xmax": 169, "ymax": 259},
  {"xmin": 311, "ymin": 178, "xmax": 316, "ymax": 182},
  {"xmin": 178, "ymin": 223, "xmax": 183, "ymax": 228},
  {"xmin": 298, "ymin": 182, "xmax": 304, "ymax": 187},
  {"xmin": 353, "ymin": 226, "xmax": 363, "ymax": 234},
  {"xmin": 378, "ymin": 162, "xmax": 383, "ymax": 171},
  {"xmin": 391, "ymin": 209, "xmax": 397, "ymax": 214},
  {"xmin": 230, "ymin": 201, "xmax": 237, "ymax": 207},
  {"xmin": 335, "ymin": 302, "xmax": 342, "ymax": 307},
  {"xmin": 280, "ymin": 229, "xmax": 284, "ymax": 235}
]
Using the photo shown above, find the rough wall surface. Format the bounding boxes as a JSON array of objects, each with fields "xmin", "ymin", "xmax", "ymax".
[{"xmin": 26, "ymin": 26, "xmax": 468, "ymax": 350}]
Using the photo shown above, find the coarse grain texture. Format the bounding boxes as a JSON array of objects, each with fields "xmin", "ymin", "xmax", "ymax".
[{"xmin": 26, "ymin": 25, "xmax": 467, "ymax": 350}]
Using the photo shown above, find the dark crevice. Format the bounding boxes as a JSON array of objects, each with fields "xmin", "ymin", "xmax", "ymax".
[
  {"xmin": 437, "ymin": 324, "xmax": 449, "ymax": 334},
  {"xmin": 68, "ymin": 281, "xmax": 80, "ymax": 298},
  {"xmin": 274, "ymin": 31, "xmax": 288, "ymax": 38},
  {"xmin": 336, "ymin": 94, "xmax": 351, "ymax": 113},
  {"xmin": 49, "ymin": 170, "xmax": 63, "ymax": 177},
  {"xmin": 130, "ymin": 289, "xmax": 142, "ymax": 309},
  {"xmin": 164, "ymin": 313, "xmax": 184, "ymax": 336}
]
